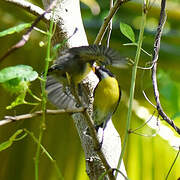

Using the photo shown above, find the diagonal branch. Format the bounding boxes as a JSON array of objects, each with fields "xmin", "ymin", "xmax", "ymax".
[
  {"xmin": 94, "ymin": 0, "xmax": 130, "ymax": 45},
  {"xmin": 0, "ymin": 108, "xmax": 84, "ymax": 126},
  {"xmin": 151, "ymin": 0, "xmax": 180, "ymax": 135},
  {"xmin": 0, "ymin": 0, "xmax": 57, "ymax": 62},
  {"xmin": 4, "ymin": 0, "xmax": 50, "ymax": 22}
]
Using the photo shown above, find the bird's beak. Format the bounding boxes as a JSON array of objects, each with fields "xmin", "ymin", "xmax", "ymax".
[
  {"xmin": 92, "ymin": 64, "xmax": 100, "ymax": 74},
  {"xmin": 92, "ymin": 65, "xmax": 96, "ymax": 73}
]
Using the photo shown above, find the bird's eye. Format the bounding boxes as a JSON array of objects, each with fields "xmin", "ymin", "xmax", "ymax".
[{"xmin": 75, "ymin": 103, "xmax": 81, "ymax": 108}]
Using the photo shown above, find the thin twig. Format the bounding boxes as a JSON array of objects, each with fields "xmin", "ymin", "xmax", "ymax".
[
  {"xmin": 151, "ymin": 0, "xmax": 180, "ymax": 135},
  {"xmin": 165, "ymin": 147, "xmax": 180, "ymax": 180},
  {"xmin": 106, "ymin": 0, "xmax": 113, "ymax": 48},
  {"xmin": 128, "ymin": 58, "xmax": 154, "ymax": 70},
  {"xmin": 0, "ymin": 108, "xmax": 84, "ymax": 126},
  {"xmin": 94, "ymin": 0, "xmax": 129, "ymax": 45},
  {"xmin": 34, "ymin": 3, "xmax": 58, "ymax": 178},
  {"xmin": 123, "ymin": 43, "xmax": 152, "ymax": 57},
  {"xmin": 116, "ymin": 2, "xmax": 147, "ymax": 177},
  {"xmin": 129, "ymin": 111, "xmax": 156, "ymax": 134},
  {"xmin": 142, "ymin": 91, "xmax": 156, "ymax": 108},
  {"xmin": 129, "ymin": 111, "xmax": 160, "ymax": 136},
  {"xmin": 0, "ymin": 0, "xmax": 58, "ymax": 62},
  {"xmin": 129, "ymin": 131, "xmax": 157, "ymax": 137},
  {"xmin": 24, "ymin": 129, "xmax": 64, "ymax": 180},
  {"xmin": 112, "ymin": 169, "xmax": 129, "ymax": 180},
  {"xmin": 4, "ymin": 0, "xmax": 50, "ymax": 22}
]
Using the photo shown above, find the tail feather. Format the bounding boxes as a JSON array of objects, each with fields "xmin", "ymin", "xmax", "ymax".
[
  {"xmin": 46, "ymin": 75, "xmax": 78, "ymax": 109},
  {"xmin": 46, "ymin": 75, "xmax": 88, "ymax": 109}
]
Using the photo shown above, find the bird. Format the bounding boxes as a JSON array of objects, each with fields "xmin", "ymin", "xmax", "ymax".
[
  {"xmin": 92, "ymin": 66, "xmax": 121, "ymax": 131},
  {"xmin": 46, "ymin": 45, "xmax": 125, "ymax": 109},
  {"xmin": 47, "ymin": 45, "xmax": 126, "ymax": 86}
]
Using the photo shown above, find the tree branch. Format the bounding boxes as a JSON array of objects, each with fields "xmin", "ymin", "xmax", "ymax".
[
  {"xmin": 67, "ymin": 84, "xmax": 115, "ymax": 179},
  {"xmin": 0, "ymin": 108, "xmax": 84, "ymax": 126},
  {"xmin": 82, "ymin": 110, "xmax": 115, "ymax": 179},
  {"xmin": 94, "ymin": 0, "xmax": 130, "ymax": 45},
  {"xmin": 0, "ymin": 0, "xmax": 58, "ymax": 62},
  {"xmin": 151, "ymin": 0, "xmax": 180, "ymax": 135},
  {"xmin": 4, "ymin": 0, "xmax": 50, "ymax": 22}
]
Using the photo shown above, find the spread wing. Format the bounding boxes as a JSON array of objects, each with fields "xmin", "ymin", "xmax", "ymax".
[
  {"xmin": 47, "ymin": 45, "xmax": 127, "ymax": 77},
  {"xmin": 46, "ymin": 75, "xmax": 88, "ymax": 109},
  {"xmin": 68, "ymin": 45, "xmax": 127, "ymax": 67}
]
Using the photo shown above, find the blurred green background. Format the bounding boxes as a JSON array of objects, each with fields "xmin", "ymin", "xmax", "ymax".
[{"xmin": 0, "ymin": 0, "xmax": 180, "ymax": 179}]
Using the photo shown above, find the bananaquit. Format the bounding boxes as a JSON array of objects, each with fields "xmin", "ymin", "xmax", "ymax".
[
  {"xmin": 46, "ymin": 45, "xmax": 125, "ymax": 109},
  {"xmin": 47, "ymin": 45, "xmax": 126, "ymax": 86},
  {"xmin": 92, "ymin": 66, "xmax": 121, "ymax": 130}
]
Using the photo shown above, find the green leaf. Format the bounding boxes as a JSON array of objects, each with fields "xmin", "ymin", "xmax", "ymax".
[
  {"xmin": 120, "ymin": 22, "xmax": 135, "ymax": 43},
  {"xmin": 0, "ymin": 129, "xmax": 27, "ymax": 152},
  {"xmin": 3, "ymin": 80, "xmax": 29, "ymax": 95},
  {"xmin": 0, "ymin": 65, "xmax": 39, "ymax": 108},
  {"xmin": 0, "ymin": 140, "xmax": 12, "ymax": 152},
  {"xmin": 0, "ymin": 65, "xmax": 38, "ymax": 83},
  {"xmin": 0, "ymin": 23, "xmax": 32, "ymax": 37},
  {"xmin": 0, "ymin": 65, "xmax": 38, "ymax": 96}
]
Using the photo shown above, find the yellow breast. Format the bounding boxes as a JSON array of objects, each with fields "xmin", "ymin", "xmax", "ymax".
[{"xmin": 93, "ymin": 77, "xmax": 120, "ymax": 113}]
